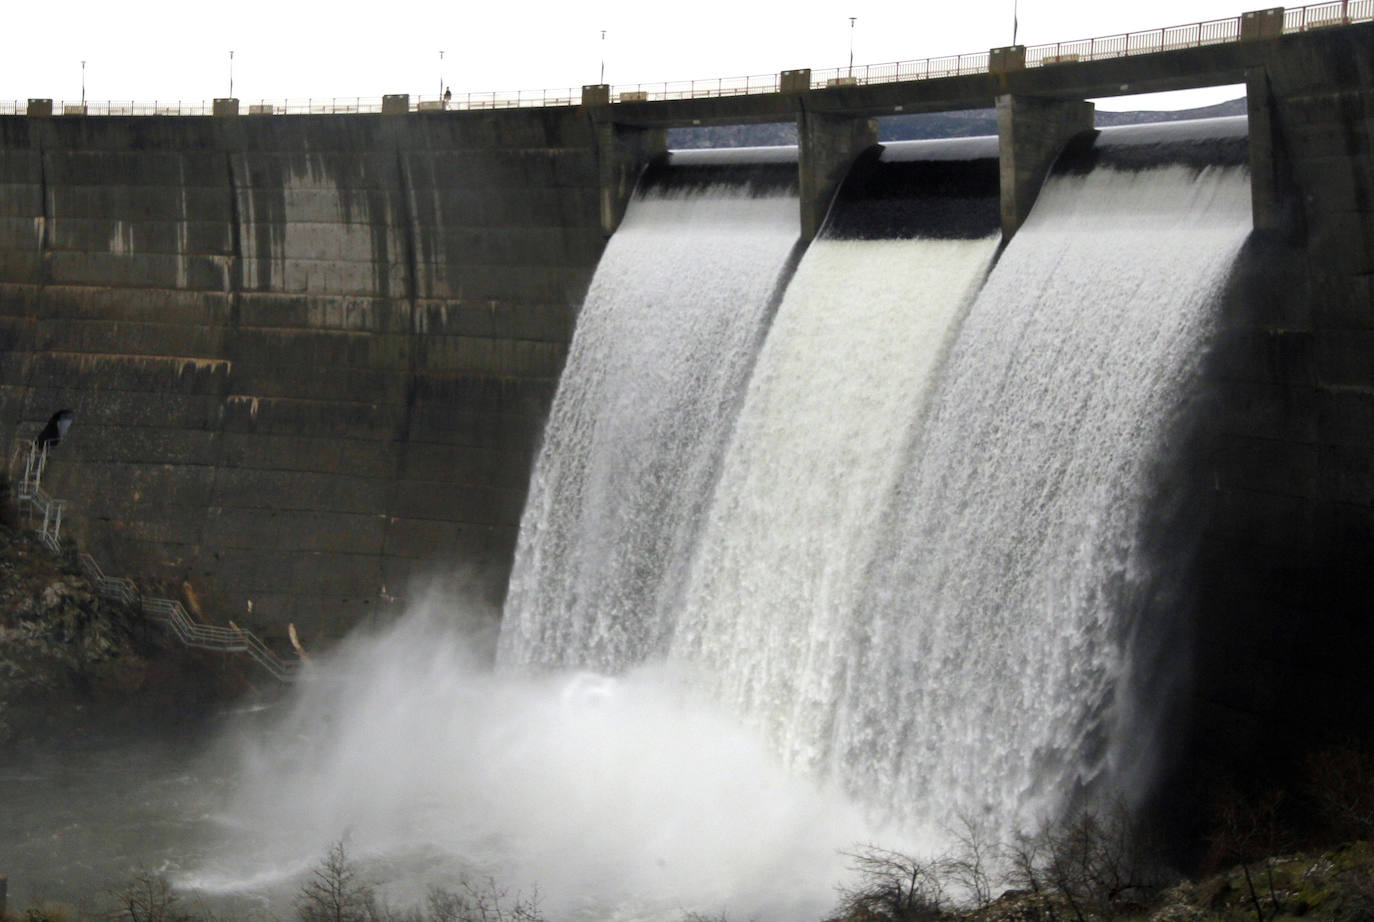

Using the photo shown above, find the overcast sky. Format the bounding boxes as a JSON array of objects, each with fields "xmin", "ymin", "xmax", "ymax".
[{"xmin": 3, "ymin": 0, "xmax": 1255, "ymax": 111}]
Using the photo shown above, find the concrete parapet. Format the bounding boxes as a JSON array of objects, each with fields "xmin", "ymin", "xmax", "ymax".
[
  {"xmin": 1241, "ymin": 7, "xmax": 1285, "ymax": 40},
  {"xmin": 381, "ymin": 94, "xmax": 409, "ymax": 114},
  {"xmin": 249, "ymin": 104, "xmax": 274, "ymax": 115},
  {"xmin": 582, "ymin": 84, "xmax": 610, "ymax": 107},
  {"xmin": 780, "ymin": 69, "xmax": 811, "ymax": 93},
  {"xmin": 990, "ymin": 46, "xmax": 1027, "ymax": 75},
  {"xmin": 27, "ymin": 99, "xmax": 52, "ymax": 117},
  {"xmin": 995, "ymin": 94, "xmax": 1095, "ymax": 238},
  {"xmin": 213, "ymin": 98, "xmax": 239, "ymax": 117}
]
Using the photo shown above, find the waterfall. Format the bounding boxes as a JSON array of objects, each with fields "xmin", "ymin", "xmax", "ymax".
[
  {"xmin": 502, "ymin": 120, "xmax": 1252, "ymax": 846},
  {"xmin": 830, "ymin": 119, "xmax": 1253, "ymax": 840},
  {"xmin": 669, "ymin": 138, "xmax": 1003, "ymax": 786},
  {"xmin": 499, "ymin": 147, "xmax": 802, "ymax": 673}
]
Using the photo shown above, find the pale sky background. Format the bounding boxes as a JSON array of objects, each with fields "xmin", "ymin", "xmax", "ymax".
[{"xmin": 1, "ymin": 0, "xmax": 1255, "ymax": 111}]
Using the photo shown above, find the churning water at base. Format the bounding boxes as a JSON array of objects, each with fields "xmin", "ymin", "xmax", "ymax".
[
  {"xmin": 185, "ymin": 600, "xmax": 880, "ymax": 922},
  {"xmin": 500, "ymin": 164, "xmax": 801, "ymax": 674},
  {"xmin": 833, "ymin": 161, "xmax": 1252, "ymax": 841}
]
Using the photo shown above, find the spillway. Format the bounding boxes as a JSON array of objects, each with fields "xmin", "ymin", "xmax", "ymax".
[
  {"xmin": 500, "ymin": 119, "xmax": 1253, "ymax": 850},
  {"xmin": 499, "ymin": 147, "xmax": 802, "ymax": 673},
  {"xmin": 669, "ymin": 137, "xmax": 1004, "ymax": 783},
  {"xmin": 832, "ymin": 118, "xmax": 1253, "ymax": 839}
]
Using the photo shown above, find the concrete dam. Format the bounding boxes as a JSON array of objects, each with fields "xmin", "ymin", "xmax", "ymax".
[
  {"xmin": 0, "ymin": 6, "xmax": 1372, "ymax": 829},
  {"xmin": 0, "ymin": 4, "xmax": 1373, "ymax": 916}
]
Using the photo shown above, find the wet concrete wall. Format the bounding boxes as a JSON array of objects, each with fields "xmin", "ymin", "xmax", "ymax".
[
  {"xmin": 1173, "ymin": 22, "xmax": 1374, "ymax": 815},
  {"xmin": 0, "ymin": 110, "xmax": 604, "ymax": 642}
]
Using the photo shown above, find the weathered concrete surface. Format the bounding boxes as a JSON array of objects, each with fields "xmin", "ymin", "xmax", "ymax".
[
  {"xmin": 0, "ymin": 109, "xmax": 606, "ymax": 642},
  {"xmin": 995, "ymin": 95, "xmax": 1095, "ymax": 237},
  {"xmin": 797, "ymin": 110, "xmax": 877, "ymax": 240},
  {"xmin": 1162, "ymin": 21, "xmax": 1374, "ymax": 823}
]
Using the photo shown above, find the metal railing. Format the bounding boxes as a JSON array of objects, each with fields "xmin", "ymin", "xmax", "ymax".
[
  {"xmin": 1025, "ymin": 17, "xmax": 1242, "ymax": 67},
  {"xmin": 79, "ymin": 553, "xmax": 300, "ymax": 683},
  {"xmin": 136, "ymin": 592, "xmax": 300, "ymax": 683},
  {"xmin": 1285, "ymin": 0, "xmax": 1373, "ymax": 28},
  {"xmin": 1, "ymin": 1, "xmax": 1369, "ymax": 118},
  {"xmin": 10, "ymin": 441, "xmax": 298, "ymax": 682},
  {"xmin": 16, "ymin": 444, "xmax": 65, "ymax": 552}
]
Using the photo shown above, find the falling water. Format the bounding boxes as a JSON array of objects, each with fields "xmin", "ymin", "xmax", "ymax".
[
  {"xmin": 829, "ymin": 120, "xmax": 1253, "ymax": 841},
  {"xmin": 670, "ymin": 138, "xmax": 1003, "ymax": 787},
  {"xmin": 499, "ymin": 147, "xmax": 802, "ymax": 673}
]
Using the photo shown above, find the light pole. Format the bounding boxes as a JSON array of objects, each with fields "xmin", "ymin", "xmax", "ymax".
[
  {"xmin": 439, "ymin": 50, "xmax": 444, "ymax": 100},
  {"xmin": 229, "ymin": 50, "xmax": 234, "ymax": 98},
  {"xmin": 1013, "ymin": 0, "xmax": 1019, "ymax": 45},
  {"xmin": 848, "ymin": 17, "xmax": 856, "ymax": 77},
  {"xmin": 600, "ymin": 30, "xmax": 606, "ymax": 84}
]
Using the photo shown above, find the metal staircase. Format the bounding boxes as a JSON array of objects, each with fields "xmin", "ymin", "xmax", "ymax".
[{"xmin": 12, "ymin": 442, "xmax": 299, "ymax": 683}]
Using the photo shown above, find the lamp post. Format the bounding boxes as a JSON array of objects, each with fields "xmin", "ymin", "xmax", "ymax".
[
  {"xmin": 439, "ymin": 50, "xmax": 444, "ymax": 101},
  {"xmin": 600, "ymin": 30, "xmax": 606, "ymax": 84},
  {"xmin": 229, "ymin": 50, "xmax": 234, "ymax": 98},
  {"xmin": 80, "ymin": 60, "xmax": 86, "ymax": 109},
  {"xmin": 1013, "ymin": 0, "xmax": 1019, "ymax": 45},
  {"xmin": 848, "ymin": 17, "xmax": 856, "ymax": 77}
]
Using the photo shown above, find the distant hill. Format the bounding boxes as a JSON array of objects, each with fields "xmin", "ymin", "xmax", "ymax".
[{"xmin": 666, "ymin": 97, "xmax": 1247, "ymax": 148}]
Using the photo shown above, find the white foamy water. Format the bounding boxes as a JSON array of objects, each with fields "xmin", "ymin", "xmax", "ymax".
[
  {"xmin": 834, "ymin": 163, "xmax": 1252, "ymax": 842},
  {"xmin": 189, "ymin": 600, "xmax": 881, "ymax": 922},
  {"xmin": 499, "ymin": 184, "xmax": 800, "ymax": 673},
  {"xmin": 670, "ymin": 235, "xmax": 1000, "ymax": 786}
]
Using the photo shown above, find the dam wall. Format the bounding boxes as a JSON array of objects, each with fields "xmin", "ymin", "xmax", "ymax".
[
  {"xmin": 0, "ymin": 20, "xmax": 1370, "ymax": 671},
  {"xmin": 1188, "ymin": 22, "xmax": 1374, "ymax": 773},
  {"xmin": 0, "ymin": 110, "xmax": 607, "ymax": 640}
]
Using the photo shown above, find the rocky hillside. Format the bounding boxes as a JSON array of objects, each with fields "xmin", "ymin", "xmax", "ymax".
[{"xmin": 0, "ymin": 521, "xmax": 253, "ymax": 749}]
